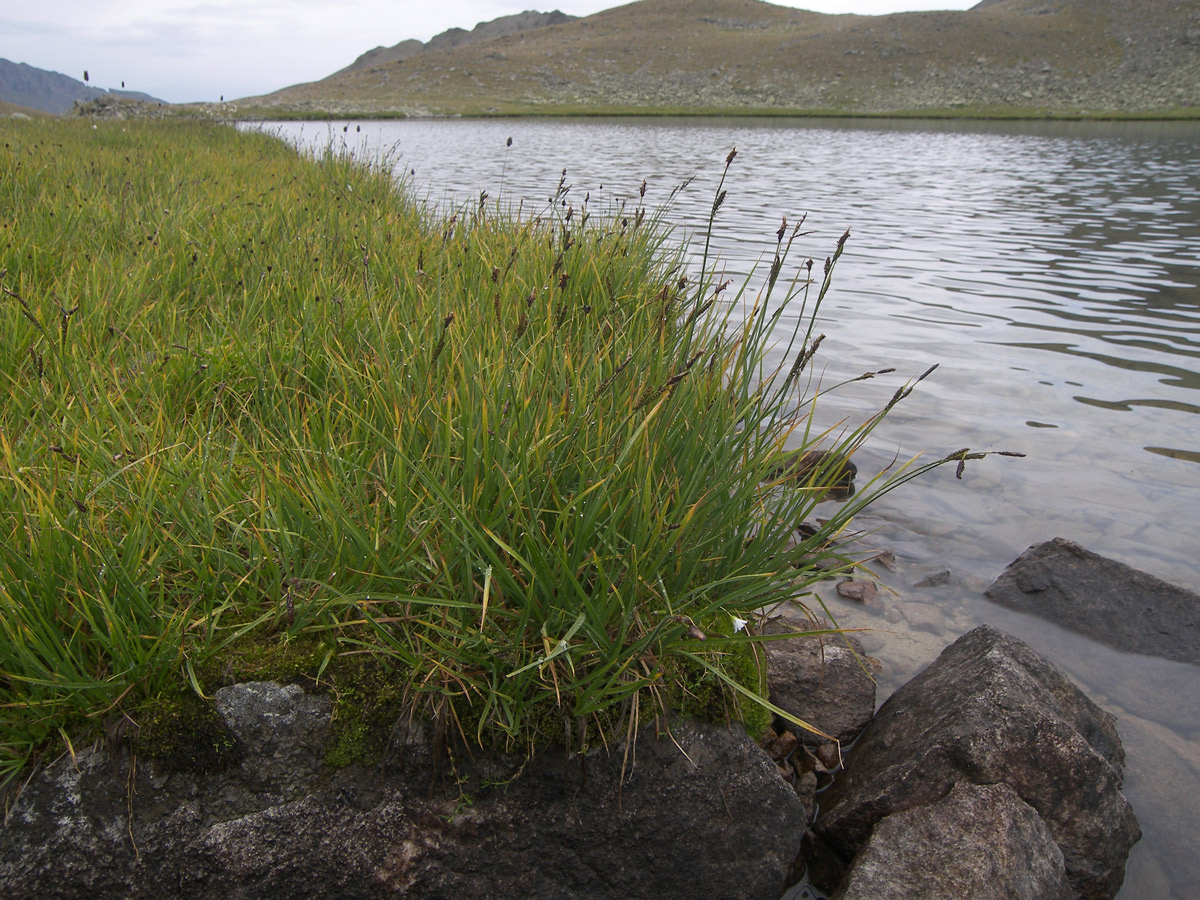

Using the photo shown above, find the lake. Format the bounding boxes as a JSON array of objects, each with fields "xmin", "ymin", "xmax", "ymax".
[{"xmin": 253, "ymin": 116, "xmax": 1200, "ymax": 900}]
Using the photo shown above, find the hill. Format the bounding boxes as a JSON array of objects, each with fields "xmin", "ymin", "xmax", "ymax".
[
  {"xmin": 1, "ymin": 97, "xmax": 51, "ymax": 118},
  {"xmin": 243, "ymin": 0, "xmax": 1200, "ymax": 118},
  {"xmin": 333, "ymin": 9, "xmax": 578, "ymax": 76},
  {"xmin": 0, "ymin": 58, "xmax": 166, "ymax": 115}
]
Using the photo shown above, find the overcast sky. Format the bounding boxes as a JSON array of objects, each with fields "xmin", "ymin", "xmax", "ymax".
[{"xmin": 3, "ymin": 1, "xmax": 978, "ymax": 104}]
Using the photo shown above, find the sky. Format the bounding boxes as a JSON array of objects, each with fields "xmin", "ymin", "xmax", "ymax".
[{"xmin": 3, "ymin": 0, "xmax": 978, "ymax": 105}]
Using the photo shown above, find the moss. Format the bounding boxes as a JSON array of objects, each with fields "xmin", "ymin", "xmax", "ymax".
[
  {"xmin": 668, "ymin": 615, "xmax": 773, "ymax": 740},
  {"xmin": 136, "ymin": 687, "xmax": 243, "ymax": 774},
  {"xmin": 134, "ymin": 616, "xmax": 771, "ymax": 777},
  {"xmin": 195, "ymin": 633, "xmax": 332, "ymax": 690},
  {"xmin": 322, "ymin": 655, "xmax": 409, "ymax": 768},
  {"xmin": 132, "ymin": 633, "xmax": 414, "ymax": 772},
  {"xmin": 193, "ymin": 633, "xmax": 410, "ymax": 768}
]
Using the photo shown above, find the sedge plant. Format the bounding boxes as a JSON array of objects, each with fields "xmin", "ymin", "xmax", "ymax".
[{"xmin": 0, "ymin": 119, "xmax": 1013, "ymax": 785}]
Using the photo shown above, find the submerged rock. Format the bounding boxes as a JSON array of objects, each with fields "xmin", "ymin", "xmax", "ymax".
[
  {"xmin": 767, "ymin": 448, "xmax": 858, "ymax": 500},
  {"xmin": 985, "ymin": 537, "xmax": 1200, "ymax": 665}
]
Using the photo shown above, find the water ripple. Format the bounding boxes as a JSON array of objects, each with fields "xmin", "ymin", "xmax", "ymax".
[
  {"xmin": 254, "ymin": 116, "xmax": 1200, "ymax": 898},
  {"xmin": 254, "ymin": 115, "xmax": 1200, "ymax": 575}
]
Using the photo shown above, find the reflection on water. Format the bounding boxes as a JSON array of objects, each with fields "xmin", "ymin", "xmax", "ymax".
[{"xmin": 254, "ymin": 117, "xmax": 1200, "ymax": 898}]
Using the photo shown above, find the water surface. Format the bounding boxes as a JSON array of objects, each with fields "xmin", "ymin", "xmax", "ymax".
[{"xmin": 255, "ymin": 117, "xmax": 1200, "ymax": 899}]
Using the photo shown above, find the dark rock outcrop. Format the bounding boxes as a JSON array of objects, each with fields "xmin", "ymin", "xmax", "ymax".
[
  {"xmin": 815, "ymin": 625, "xmax": 1140, "ymax": 900},
  {"xmin": 834, "ymin": 781, "xmax": 1073, "ymax": 900},
  {"xmin": 0, "ymin": 682, "xmax": 805, "ymax": 900},
  {"xmin": 985, "ymin": 537, "xmax": 1200, "ymax": 665}
]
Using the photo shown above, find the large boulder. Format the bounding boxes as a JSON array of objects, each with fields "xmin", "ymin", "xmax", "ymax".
[
  {"xmin": 0, "ymin": 682, "xmax": 806, "ymax": 900},
  {"xmin": 985, "ymin": 537, "xmax": 1200, "ymax": 665},
  {"xmin": 815, "ymin": 625, "xmax": 1140, "ymax": 900},
  {"xmin": 834, "ymin": 781, "xmax": 1073, "ymax": 900}
]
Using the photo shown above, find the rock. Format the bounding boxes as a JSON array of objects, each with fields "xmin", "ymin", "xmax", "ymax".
[
  {"xmin": 1056, "ymin": 644, "xmax": 1200, "ymax": 734},
  {"xmin": 802, "ymin": 830, "xmax": 849, "ymax": 894},
  {"xmin": 0, "ymin": 689, "xmax": 805, "ymax": 900},
  {"xmin": 870, "ymin": 549, "xmax": 897, "ymax": 571},
  {"xmin": 795, "ymin": 770, "xmax": 820, "ymax": 823},
  {"xmin": 1115, "ymin": 711, "xmax": 1200, "ymax": 895},
  {"xmin": 895, "ymin": 599, "xmax": 947, "ymax": 635},
  {"xmin": 815, "ymin": 625, "xmax": 1140, "ymax": 900},
  {"xmin": 764, "ymin": 612, "xmax": 876, "ymax": 748},
  {"xmin": 214, "ymin": 681, "xmax": 332, "ymax": 793},
  {"xmin": 913, "ymin": 568, "xmax": 951, "ymax": 588},
  {"xmin": 834, "ymin": 782, "xmax": 1073, "ymax": 900},
  {"xmin": 768, "ymin": 448, "xmax": 857, "ymax": 499},
  {"xmin": 835, "ymin": 579, "xmax": 878, "ymax": 604},
  {"xmin": 985, "ymin": 537, "xmax": 1200, "ymax": 665}
]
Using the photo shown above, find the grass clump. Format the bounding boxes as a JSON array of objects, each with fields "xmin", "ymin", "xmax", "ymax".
[{"xmin": 0, "ymin": 119, "xmax": 998, "ymax": 785}]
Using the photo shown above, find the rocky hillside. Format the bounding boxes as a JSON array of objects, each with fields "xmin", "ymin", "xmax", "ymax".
[
  {"xmin": 245, "ymin": 0, "xmax": 1200, "ymax": 118},
  {"xmin": 333, "ymin": 10, "xmax": 578, "ymax": 76},
  {"xmin": 0, "ymin": 58, "xmax": 165, "ymax": 115}
]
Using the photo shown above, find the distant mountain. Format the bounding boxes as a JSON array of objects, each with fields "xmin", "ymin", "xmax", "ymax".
[
  {"xmin": 245, "ymin": 0, "xmax": 1200, "ymax": 118},
  {"xmin": 0, "ymin": 59, "xmax": 166, "ymax": 115},
  {"xmin": 334, "ymin": 10, "xmax": 578, "ymax": 77}
]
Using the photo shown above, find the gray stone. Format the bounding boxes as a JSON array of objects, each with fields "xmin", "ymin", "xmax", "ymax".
[
  {"xmin": 214, "ymin": 681, "xmax": 332, "ymax": 792},
  {"xmin": 913, "ymin": 568, "xmax": 951, "ymax": 588},
  {"xmin": 834, "ymin": 782, "xmax": 1073, "ymax": 900},
  {"xmin": 816, "ymin": 625, "xmax": 1140, "ymax": 900},
  {"xmin": 0, "ymin": 694, "xmax": 804, "ymax": 900},
  {"xmin": 1116, "ymin": 711, "xmax": 1200, "ymax": 895},
  {"xmin": 764, "ymin": 613, "xmax": 876, "ymax": 748},
  {"xmin": 985, "ymin": 537, "xmax": 1200, "ymax": 665},
  {"xmin": 896, "ymin": 599, "xmax": 947, "ymax": 635},
  {"xmin": 834, "ymin": 579, "xmax": 879, "ymax": 604}
]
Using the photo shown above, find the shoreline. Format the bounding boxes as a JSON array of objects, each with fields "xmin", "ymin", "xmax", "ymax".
[
  {"xmin": 63, "ymin": 93, "xmax": 1200, "ymax": 124},
  {"xmin": 216, "ymin": 105, "xmax": 1200, "ymax": 123}
]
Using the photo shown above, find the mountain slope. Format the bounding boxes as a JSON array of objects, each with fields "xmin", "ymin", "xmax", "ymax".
[
  {"xmin": 334, "ymin": 10, "xmax": 578, "ymax": 76},
  {"xmin": 1, "ymin": 97, "xmax": 52, "ymax": 118},
  {"xmin": 0, "ymin": 58, "xmax": 166, "ymax": 115},
  {"xmin": 246, "ymin": 0, "xmax": 1200, "ymax": 117}
]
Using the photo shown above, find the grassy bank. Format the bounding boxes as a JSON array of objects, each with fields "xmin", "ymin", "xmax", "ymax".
[{"xmin": 1, "ymin": 119, "xmax": 983, "ymax": 785}]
